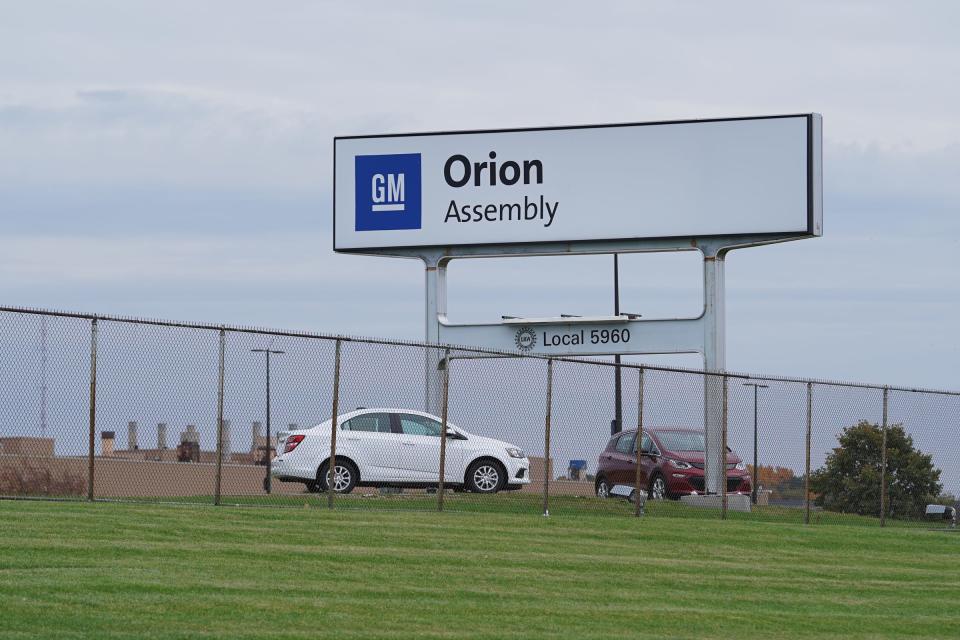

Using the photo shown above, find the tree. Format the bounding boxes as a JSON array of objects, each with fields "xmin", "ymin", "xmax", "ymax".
[{"xmin": 810, "ymin": 420, "xmax": 942, "ymax": 519}]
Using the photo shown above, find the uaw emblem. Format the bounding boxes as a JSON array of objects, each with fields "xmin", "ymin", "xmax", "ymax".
[{"xmin": 514, "ymin": 327, "xmax": 537, "ymax": 352}]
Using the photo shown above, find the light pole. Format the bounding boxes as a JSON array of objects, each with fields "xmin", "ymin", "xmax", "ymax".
[
  {"xmin": 611, "ymin": 255, "xmax": 643, "ymax": 436},
  {"xmin": 613, "ymin": 254, "xmax": 623, "ymax": 435},
  {"xmin": 743, "ymin": 382, "xmax": 768, "ymax": 504},
  {"xmin": 252, "ymin": 348, "xmax": 284, "ymax": 493}
]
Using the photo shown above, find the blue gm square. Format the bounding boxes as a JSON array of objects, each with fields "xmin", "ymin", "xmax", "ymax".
[{"xmin": 355, "ymin": 153, "xmax": 422, "ymax": 231}]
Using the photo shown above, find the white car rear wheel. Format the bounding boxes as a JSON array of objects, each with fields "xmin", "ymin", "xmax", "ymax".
[{"xmin": 318, "ymin": 460, "xmax": 357, "ymax": 494}]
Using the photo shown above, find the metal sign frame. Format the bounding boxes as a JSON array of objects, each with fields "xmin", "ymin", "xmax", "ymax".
[{"xmin": 333, "ymin": 114, "xmax": 823, "ymax": 496}]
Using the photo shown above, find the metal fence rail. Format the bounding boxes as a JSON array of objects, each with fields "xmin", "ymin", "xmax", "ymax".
[{"xmin": 1, "ymin": 305, "xmax": 958, "ymax": 527}]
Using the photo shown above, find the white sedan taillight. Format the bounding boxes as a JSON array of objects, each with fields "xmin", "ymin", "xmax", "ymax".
[{"xmin": 283, "ymin": 434, "xmax": 305, "ymax": 453}]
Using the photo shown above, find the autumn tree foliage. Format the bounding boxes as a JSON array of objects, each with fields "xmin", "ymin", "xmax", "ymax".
[
  {"xmin": 747, "ymin": 465, "xmax": 804, "ymax": 500},
  {"xmin": 752, "ymin": 465, "xmax": 795, "ymax": 488}
]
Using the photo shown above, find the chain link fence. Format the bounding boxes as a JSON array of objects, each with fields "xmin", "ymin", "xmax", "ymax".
[{"xmin": 2, "ymin": 305, "xmax": 958, "ymax": 527}]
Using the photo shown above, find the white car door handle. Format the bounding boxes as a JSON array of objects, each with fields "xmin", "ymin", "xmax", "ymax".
[
  {"xmin": 401, "ymin": 441, "xmax": 416, "ymax": 446},
  {"xmin": 345, "ymin": 437, "xmax": 360, "ymax": 442}
]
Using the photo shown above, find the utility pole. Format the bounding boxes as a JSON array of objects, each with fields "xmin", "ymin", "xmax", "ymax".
[
  {"xmin": 743, "ymin": 382, "xmax": 768, "ymax": 504},
  {"xmin": 252, "ymin": 348, "xmax": 284, "ymax": 494}
]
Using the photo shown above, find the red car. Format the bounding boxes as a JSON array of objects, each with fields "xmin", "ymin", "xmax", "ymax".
[{"xmin": 594, "ymin": 428, "xmax": 752, "ymax": 500}]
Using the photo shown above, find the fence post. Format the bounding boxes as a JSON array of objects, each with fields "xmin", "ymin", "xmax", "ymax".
[
  {"xmin": 328, "ymin": 339, "xmax": 342, "ymax": 509},
  {"xmin": 214, "ymin": 328, "xmax": 226, "ymax": 506},
  {"xmin": 87, "ymin": 317, "xmax": 98, "ymax": 502},
  {"xmin": 437, "ymin": 348, "xmax": 450, "ymax": 511},
  {"xmin": 880, "ymin": 386, "xmax": 889, "ymax": 527},
  {"xmin": 805, "ymin": 381, "xmax": 812, "ymax": 525},
  {"xmin": 633, "ymin": 366, "xmax": 645, "ymax": 517},
  {"xmin": 542, "ymin": 358, "xmax": 553, "ymax": 517},
  {"xmin": 721, "ymin": 375, "xmax": 728, "ymax": 520}
]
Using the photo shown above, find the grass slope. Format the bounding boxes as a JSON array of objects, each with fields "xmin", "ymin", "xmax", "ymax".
[
  {"xmin": 0, "ymin": 500, "xmax": 957, "ymax": 639},
  {"xmin": 96, "ymin": 492, "xmax": 929, "ymax": 528}
]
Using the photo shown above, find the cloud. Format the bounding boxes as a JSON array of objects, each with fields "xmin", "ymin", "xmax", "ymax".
[
  {"xmin": 0, "ymin": 231, "xmax": 408, "ymax": 286},
  {"xmin": 0, "ymin": 86, "xmax": 334, "ymax": 188},
  {"xmin": 1, "ymin": 1, "xmax": 959, "ymax": 390},
  {"xmin": 2, "ymin": 2, "xmax": 959, "ymax": 190},
  {"xmin": 828, "ymin": 141, "xmax": 960, "ymax": 209}
]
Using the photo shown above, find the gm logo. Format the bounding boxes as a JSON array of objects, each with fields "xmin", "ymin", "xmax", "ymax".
[{"xmin": 355, "ymin": 153, "xmax": 422, "ymax": 231}]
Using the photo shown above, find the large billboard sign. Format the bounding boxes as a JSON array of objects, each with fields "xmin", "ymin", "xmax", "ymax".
[{"xmin": 334, "ymin": 114, "xmax": 822, "ymax": 253}]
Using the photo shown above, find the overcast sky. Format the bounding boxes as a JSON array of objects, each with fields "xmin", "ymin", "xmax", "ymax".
[{"xmin": 2, "ymin": 1, "xmax": 959, "ymax": 390}]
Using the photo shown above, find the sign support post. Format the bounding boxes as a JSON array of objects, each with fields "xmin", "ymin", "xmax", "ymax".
[
  {"xmin": 424, "ymin": 255, "xmax": 447, "ymax": 415},
  {"xmin": 415, "ymin": 238, "xmax": 769, "ymax": 492},
  {"xmin": 702, "ymin": 245, "xmax": 727, "ymax": 494}
]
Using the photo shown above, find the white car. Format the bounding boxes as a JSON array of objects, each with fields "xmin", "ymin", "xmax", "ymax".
[{"xmin": 271, "ymin": 408, "xmax": 531, "ymax": 494}]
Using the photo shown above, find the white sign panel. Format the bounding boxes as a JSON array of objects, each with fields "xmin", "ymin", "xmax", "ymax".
[{"xmin": 334, "ymin": 114, "xmax": 821, "ymax": 252}]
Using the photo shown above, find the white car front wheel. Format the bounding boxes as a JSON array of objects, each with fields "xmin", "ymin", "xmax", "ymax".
[{"xmin": 466, "ymin": 460, "xmax": 504, "ymax": 494}]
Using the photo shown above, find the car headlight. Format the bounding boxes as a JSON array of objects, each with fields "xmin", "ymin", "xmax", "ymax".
[
  {"xmin": 668, "ymin": 459, "xmax": 692, "ymax": 470},
  {"xmin": 735, "ymin": 461, "xmax": 746, "ymax": 471},
  {"xmin": 506, "ymin": 448, "xmax": 525, "ymax": 459}
]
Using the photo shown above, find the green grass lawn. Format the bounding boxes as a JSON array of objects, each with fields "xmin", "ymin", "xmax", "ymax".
[
  {"xmin": 1, "ymin": 500, "xmax": 957, "ymax": 639},
  {"xmin": 96, "ymin": 491, "xmax": 930, "ymax": 528}
]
